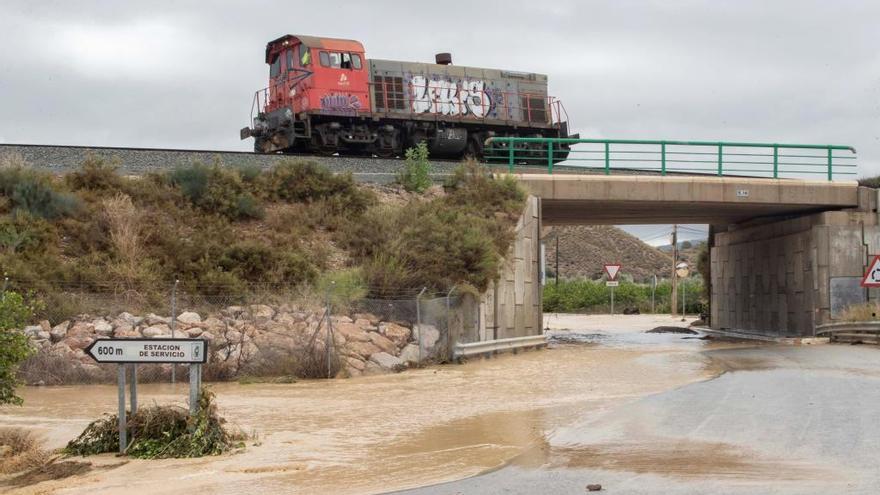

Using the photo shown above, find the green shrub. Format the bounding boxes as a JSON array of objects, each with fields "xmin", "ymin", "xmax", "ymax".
[
  {"xmin": 0, "ymin": 291, "xmax": 39, "ymax": 405},
  {"xmin": 65, "ymin": 156, "xmax": 124, "ymax": 192},
  {"xmin": 396, "ymin": 142, "xmax": 432, "ymax": 193},
  {"xmin": 258, "ymin": 160, "xmax": 373, "ymax": 216},
  {"xmin": 543, "ymin": 278, "xmax": 704, "ymax": 314},
  {"xmin": 0, "ymin": 168, "xmax": 79, "ymax": 220},
  {"xmin": 317, "ymin": 268, "xmax": 368, "ymax": 310},
  {"xmin": 169, "ymin": 164, "xmax": 263, "ymax": 221}
]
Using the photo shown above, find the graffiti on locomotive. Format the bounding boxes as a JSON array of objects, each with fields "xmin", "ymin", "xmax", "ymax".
[{"xmin": 410, "ymin": 76, "xmax": 496, "ymax": 118}]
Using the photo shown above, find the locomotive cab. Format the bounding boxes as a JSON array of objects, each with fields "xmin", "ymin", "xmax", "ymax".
[{"xmin": 243, "ymin": 34, "xmax": 371, "ymax": 154}]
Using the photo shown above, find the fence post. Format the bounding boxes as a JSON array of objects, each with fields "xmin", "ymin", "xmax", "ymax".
[
  {"xmin": 416, "ymin": 287, "xmax": 426, "ymax": 364},
  {"xmin": 325, "ymin": 281, "xmax": 335, "ymax": 379},
  {"xmin": 827, "ymin": 147, "xmax": 833, "ymax": 181},
  {"xmin": 117, "ymin": 365, "xmax": 127, "ymax": 454},
  {"xmin": 547, "ymin": 141, "xmax": 554, "ymax": 174},
  {"xmin": 129, "ymin": 364, "xmax": 138, "ymax": 414},
  {"xmin": 170, "ymin": 279, "xmax": 179, "ymax": 384},
  {"xmin": 660, "ymin": 143, "xmax": 666, "ymax": 176},
  {"xmin": 604, "ymin": 142, "xmax": 610, "ymax": 175},
  {"xmin": 508, "ymin": 139, "xmax": 514, "ymax": 173},
  {"xmin": 446, "ymin": 286, "xmax": 457, "ymax": 361},
  {"xmin": 772, "ymin": 145, "xmax": 779, "ymax": 178},
  {"xmin": 717, "ymin": 143, "xmax": 723, "ymax": 176}
]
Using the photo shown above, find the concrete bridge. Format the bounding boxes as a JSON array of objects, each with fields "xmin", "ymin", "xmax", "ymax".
[{"xmin": 480, "ymin": 173, "xmax": 878, "ymax": 341}]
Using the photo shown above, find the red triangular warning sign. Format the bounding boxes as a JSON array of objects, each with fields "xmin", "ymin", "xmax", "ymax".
[
  {"xmin": 604, "ymin": 264, "xmax": 622, "ymax": 281},
  {"xmin": 862, "ymin": 255, "xmax": 880, "ymax": 287}
]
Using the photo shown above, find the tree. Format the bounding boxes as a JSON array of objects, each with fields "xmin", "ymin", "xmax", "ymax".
[{"xmin": 0, "ymin": 290, "xmax": 36, "ymax": 405}]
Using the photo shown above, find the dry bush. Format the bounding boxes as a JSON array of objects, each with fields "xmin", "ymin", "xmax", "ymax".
[
  {"xmin": 0, "ymin": 152, "xmax": 28, "ymax": 170},
  {"xmin": 17, "ymin": 349, "xmax": 116, "ymax": 385},
  {"xmin": 0, "ymin": 428, "xmax": 50, "ymax": 474},
  {"xmin": 102, "ymin": 193, "xmax": 157, "ymax": 289},
  {"xmin": 839, "ymin": 302, "xmax": 880, "ymax": 322}
]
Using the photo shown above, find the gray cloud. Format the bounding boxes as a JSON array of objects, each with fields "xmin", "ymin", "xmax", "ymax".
[{"xmin": 1, "ymin": 0, "xmax": 878, "ymax": 175}]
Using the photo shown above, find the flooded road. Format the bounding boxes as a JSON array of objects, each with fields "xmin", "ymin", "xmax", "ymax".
[
  {"xmin": 400, "ymin": 319, "xmax": 880, "ymax": 495},
  {"xmin": 0, "ymin": 314, "xmax": 730, "ymax": 494}
]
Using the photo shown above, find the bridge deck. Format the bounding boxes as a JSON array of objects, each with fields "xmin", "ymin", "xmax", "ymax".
[{"xmin": 515, "ymin": 174, "xmax": 862, "ymax": 225}]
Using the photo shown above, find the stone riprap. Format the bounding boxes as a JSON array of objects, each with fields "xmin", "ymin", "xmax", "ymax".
[{"xmin": 21, "ymin": 305, "xmax": 443, "ymax": 383}]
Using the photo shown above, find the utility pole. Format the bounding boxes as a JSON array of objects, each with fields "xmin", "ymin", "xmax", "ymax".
[{"xmin": 671, "ymin": 225, "xmax": 678, "ymax": 317}]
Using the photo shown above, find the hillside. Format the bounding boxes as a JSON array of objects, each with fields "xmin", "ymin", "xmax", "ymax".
[{"xmin": 545, "ymin": 225, "xmax": 673, "ymax": 282}]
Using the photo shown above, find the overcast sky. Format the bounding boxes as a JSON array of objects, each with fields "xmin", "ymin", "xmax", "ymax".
[{"xmin": 1, "ymin": 1, "xmax": 878, "ymax": 243}]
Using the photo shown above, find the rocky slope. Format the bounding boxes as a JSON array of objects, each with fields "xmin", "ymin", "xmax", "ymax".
[{"xmin": 20, "ymin": 305, "xmax": 441, "ymax": 384}]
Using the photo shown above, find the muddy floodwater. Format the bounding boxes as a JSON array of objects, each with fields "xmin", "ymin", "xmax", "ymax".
[{"xmin": 2, "ymin": 315, "xmax": 754, "ymax": 494}]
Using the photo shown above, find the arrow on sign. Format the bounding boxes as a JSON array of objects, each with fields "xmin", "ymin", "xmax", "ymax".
[
  {"xmin": 604, "ymin": 264, "xmax": 622, "ymax": 281},
  {"xmin": 862, "ymin": 255, "xmax": 880, "ymax": 288},
  {"xmin": 85, "ymin": 338, "xmax": 208, "ymax": 364}
]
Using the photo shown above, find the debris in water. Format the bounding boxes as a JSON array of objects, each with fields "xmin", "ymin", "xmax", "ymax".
[
  {"xmin": 586, "ymin": 483, "xmax": 603, "ymax": 491},
  {"xmin": 646, "ymin": 326, "xmax": 698, "ymax": 335}
]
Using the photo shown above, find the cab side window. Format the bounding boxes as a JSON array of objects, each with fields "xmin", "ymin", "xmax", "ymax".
[
  {"xmin": 341, "ymin": 53, "xmax": 352, "ymax": 69},
  {"xmin": 269, "ymin": 54, "xmax": 281, "ymax": 77},
  {"xmin": 352, "ymin": 54, "xmax": 362, "ymax": 70},
  {"xmin": 319, "ymin": 51, "xmax": 330, "ymax": 67},
  {"xmin": 299, "ymin": 45, "xmax": 311, "ymax": 66},
  {"xmin": 285, "ymin": 50, "xmax": 293, "ymax": 71}
]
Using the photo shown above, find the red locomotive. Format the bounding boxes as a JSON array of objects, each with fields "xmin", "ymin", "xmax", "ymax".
[{"xmin": 241, "ymin": 34, "xmax": 575, "ymax": 159}]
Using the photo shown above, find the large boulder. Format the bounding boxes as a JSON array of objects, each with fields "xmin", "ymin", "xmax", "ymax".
[
  {"xmin": 346, "ymin": 356, "xmax": 366, "ymax": 371},
  {"xmin": 145, "ymin": 313, "xmax": 169, "ymax": 326},
  {"xmin": 23, "ymin": 325, "xmax": 43, "ymax": 338},
  {"xmin": 368, "ymin": 332, "xmax": 397, "ymax": 355},
  {"xmin": 398, "ymin": 343, "xmax": 421, "ymax": 364},
  {"xmin": 93, "ymin": 319, "xmax": 113, "ymax": 336},
  {"xmin": 49, "ymin": 321, "xmax": 70, "ymax": 342},
  {"xmin": 379, "ymin": 322, "xmax": 411, "ymax": 347},
  {"xmin": 368, "ymin": 352, "xmax": 404, "ymax": 371},
  {"xmin": 117, "ymin": 312, "xmax": 143, "ymax": 327},
  {"xmin": 334, "ymin": 322, "xmax": 371, "ymax": 343},
  {"xmin": 354, "ymin": 318, "xmax": 377, "ymax": 331},
  {"xmin": 331, "ymin": 315, "xmax": 353, "ymax": 325},
  {"xmin": 114, "ymin": 324, "xmax": 139, "ymax": 338},
  {"xmin": 352, "ymin": 313, "xmax": 380, "ymax": 326},
  {"xmin": 412, "ymin": 324, "xmax": 440, "ymax": 351},
  {"xmin": 176, "ymin": 311, "xmax": 202, "ymax": 325},
  {"xmin": 346, "ymin": 341, "xmax": 381, "ymax": 360},
  {"xmin": 248, "ymin": 305, "xmax": 275, "ymax": 322},
  {"xmin": 64, "ymin": 322, "xmax": 95, "ymax": 350},
  {"xmin": 142, "ymin": 324, "xmax": 171, "ymax": 338}
]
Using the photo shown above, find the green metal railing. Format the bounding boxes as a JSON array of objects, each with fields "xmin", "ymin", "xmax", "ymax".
[{"xmin": 484, "ymin": 137, "xmax": 858, "ymax": 181}]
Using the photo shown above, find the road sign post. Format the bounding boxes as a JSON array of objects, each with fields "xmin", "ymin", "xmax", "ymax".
[
  {"xmin": 676, "ymin": 262, "xmax": 690, "ymax": 321},
  {"xmin": 86, "ymin": 338, "xmax": 209, "ymax": 454},
  {"xmin": 604, "ymin": 264, "xmax": 622, "ymax": 316}
]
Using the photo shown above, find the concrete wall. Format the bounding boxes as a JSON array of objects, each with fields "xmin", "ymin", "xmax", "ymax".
[
  {"xmin": 711, "ymin": 207, "xmax": 880, "ymax": 337},
  {"xmin": 479, "ymin": 196, "xmax": 543, "ymax": 340}
]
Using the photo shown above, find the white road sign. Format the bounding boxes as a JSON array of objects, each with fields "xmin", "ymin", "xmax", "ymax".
[
  {"xmin": 862, "ymin": 255, "xmax": 880, "ymax": 288},
  {"xmin": 606, "ymin": 281, "xmax": 619, "ymax": 287},
  {"xmin": 85, "ymin": 339, "xmax": 208, "ymax": 364},
  {"xmin": 604, "ymin": 264, "xmax": 621, "ymax": 281}
]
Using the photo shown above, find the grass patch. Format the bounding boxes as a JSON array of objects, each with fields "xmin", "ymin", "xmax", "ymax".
[{"xmin": 63, "ymin": 389, "xmax": 243, "ymax": 459}]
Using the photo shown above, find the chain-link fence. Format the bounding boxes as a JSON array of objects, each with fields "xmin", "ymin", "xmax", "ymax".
[{"xmin": 6, "ymin": 277, "xmax": 480, "ymax": 384}]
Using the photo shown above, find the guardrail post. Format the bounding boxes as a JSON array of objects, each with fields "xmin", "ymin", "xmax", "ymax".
[
  {"xmin": 508, "ymin": 139, "xmax": 514, "ymax": 173},
  {"xmin": 827, "ymin": 147, "xmax": 833, "ymax": 181},
  {"xmin": 604, "ymin": 142, "xmax": 610, "ymax": 175},
  {"xmin": 547, "ymin": 141, "xmax": 554, "ymax": 174},
  {"xmin": 772, "ymin": 145, "xmax": 779, "ymax": 178},
  {"xmin": 661, "ymin": 143, "xmax": 666, "ymax": 176},
  {"xmin": 717, "ymin": 143, "xmax": 723, "ymax": 176}
]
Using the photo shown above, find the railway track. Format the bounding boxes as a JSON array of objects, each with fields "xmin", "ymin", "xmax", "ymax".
[{"xmin": 0, "ymin": 142, "xmax": 464, "ymax": 182}]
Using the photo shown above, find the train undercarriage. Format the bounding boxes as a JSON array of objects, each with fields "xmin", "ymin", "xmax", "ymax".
[{"xmin": 245, "ymin": 110, "xmax": 573, "ymax": 163}]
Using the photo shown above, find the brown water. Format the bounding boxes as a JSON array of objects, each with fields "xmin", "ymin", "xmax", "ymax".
[{"xmin": 0, "ymin": 333, "xmax": 734, "ymax": 495}]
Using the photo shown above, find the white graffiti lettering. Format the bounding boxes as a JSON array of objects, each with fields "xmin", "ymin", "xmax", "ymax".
[{"xmin": 410, "ymin": 76, "xmax": 492, "ymax": 117}]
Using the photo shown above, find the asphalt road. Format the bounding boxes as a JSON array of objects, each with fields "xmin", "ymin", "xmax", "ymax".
[{"xmin": 394, "ymin": 343, "xmax": 880, "ymax": 495}]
